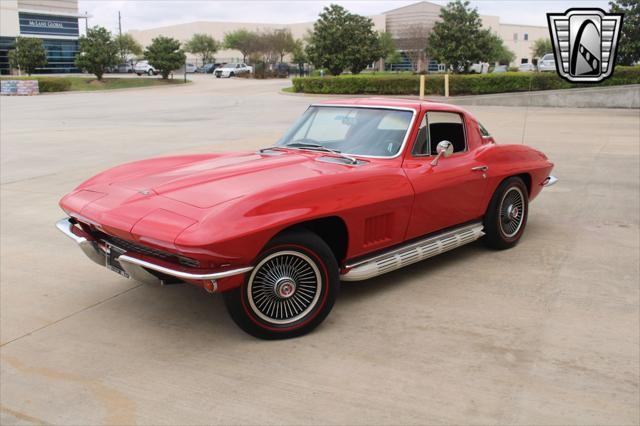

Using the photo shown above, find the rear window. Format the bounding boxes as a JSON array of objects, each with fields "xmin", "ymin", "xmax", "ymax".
[{"xmin": 542, "ymin": 54, "xmax": 554, "ymax": 61}]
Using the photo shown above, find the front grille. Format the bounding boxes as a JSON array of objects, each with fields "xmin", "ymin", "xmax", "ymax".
[{"xmin": 103, "ymin": 235, "xmax": 200, "ymax": 268}]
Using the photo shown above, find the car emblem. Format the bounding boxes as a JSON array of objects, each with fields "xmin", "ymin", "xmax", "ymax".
[
  {"xmin": 138, "ymin": 189, "xmax": 151, "ymax": 196},
  {"xmin": 547, "ymin": 8, "xmax": 624, "ymax": 83}
]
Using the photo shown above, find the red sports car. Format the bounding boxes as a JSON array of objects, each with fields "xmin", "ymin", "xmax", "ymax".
[{"xmin": 57, "ymin": 98, "xmax": 556, "ymax": 339}]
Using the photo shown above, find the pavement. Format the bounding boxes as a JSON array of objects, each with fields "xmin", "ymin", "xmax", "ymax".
[{"xmin": 1, "ymin": 74, "xmax": 638, "ymax": 425}]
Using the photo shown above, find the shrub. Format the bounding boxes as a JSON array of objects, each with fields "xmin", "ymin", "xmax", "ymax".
[
  {"xmin": 37, "ymin": 77, "xmax": 72, "ymax": 92},
  {"xmin": 292, "ymin": 66, "xmax": 640, "ymax": 95}
]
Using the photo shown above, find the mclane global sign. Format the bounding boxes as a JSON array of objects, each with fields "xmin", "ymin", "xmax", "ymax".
[
  {"xmin": 19, "ymin": 13, "xmax": 79, "ymax": 37},
  {"xmin": 547, "ymin": 8, "xmax": 624, "ymax": 83},
  {"xmin": 28, "ymin": 19, "xmax": 64, "ymax": 29}
]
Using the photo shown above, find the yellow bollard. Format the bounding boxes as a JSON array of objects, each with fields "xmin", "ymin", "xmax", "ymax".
[
  {"xmin": 444, "ymin": 74, "xmax": 449, "ymax": 97},
  {"xmin": 419, "ymin": 75, "xmax": 425, "ymax": 100}
]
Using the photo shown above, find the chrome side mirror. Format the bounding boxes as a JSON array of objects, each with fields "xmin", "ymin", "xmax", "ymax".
[{"xmin": 430, "ymin": 140, "xmax": 454, "ymax": 166}]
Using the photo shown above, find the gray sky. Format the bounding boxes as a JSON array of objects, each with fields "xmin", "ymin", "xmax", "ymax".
[{"xmin": 78, "ymin": 0, "xmax": 611, "ymax": 33}]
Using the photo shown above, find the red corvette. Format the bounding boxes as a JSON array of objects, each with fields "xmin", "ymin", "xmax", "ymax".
[{"xmin": 58, "ymin": 98, "xmax": 556, "ymax": 339}]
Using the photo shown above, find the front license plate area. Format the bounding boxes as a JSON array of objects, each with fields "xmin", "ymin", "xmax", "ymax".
[{"xmin": 105, "ymin": 244, "xmax": 130, "ymax": 278}]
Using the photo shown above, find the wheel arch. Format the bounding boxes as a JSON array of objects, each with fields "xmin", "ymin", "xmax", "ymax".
[
  {"xmin": 273, "ymin": 216, "xmax": 349, "ymax": 263},
  {"xmin": 514, "ymin": 172, "xmax": 532, "ymax": 196}
]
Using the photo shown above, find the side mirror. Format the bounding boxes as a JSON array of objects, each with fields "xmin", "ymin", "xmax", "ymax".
[{"xmin": 430, "ymin": 140, "xmax": 454, "ymax": 166}]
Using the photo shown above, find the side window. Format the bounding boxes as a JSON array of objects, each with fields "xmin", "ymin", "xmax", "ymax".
[
  {"xmin": 479, "ymin": 123, "xmax": 491, "ymax": 138},
  {"xmin": 427, "ymin": 111, "xmax": 466, "ymax": 154},
  {"xmin": 412, "ymin": 114, "xmax": 429, "ymax": 156}
]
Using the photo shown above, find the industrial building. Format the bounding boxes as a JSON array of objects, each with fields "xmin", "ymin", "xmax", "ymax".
[{"xmin": 128, "ymin": 1, "xmax": 549, "ymax": 70}]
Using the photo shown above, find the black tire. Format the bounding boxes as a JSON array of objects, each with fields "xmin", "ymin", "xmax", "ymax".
[
  {"xmin": 147, "ymin": 69, "xmax": 154, "ymax": 76},
  {"xmin": 483, "ymin": 176, "xmax": 529, "ymax": 250},
  {"xmin": 223, "ymin": 230, "xmax": 339, "ymax": 339},
  {"xmin": 229, "ymin": 72, "xmax": 235, "ymax": 77},
  {"xmin": 136, "ymin": 73, "xmax": 142, "ymax": 76}
]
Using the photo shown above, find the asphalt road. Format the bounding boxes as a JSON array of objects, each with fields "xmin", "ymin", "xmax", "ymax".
[{"xmin": 1, "ymin": 75, "xmax": 638, "ymax": 425}]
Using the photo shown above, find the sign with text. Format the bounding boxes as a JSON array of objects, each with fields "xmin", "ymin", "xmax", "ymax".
[{"xmin": 19, "ymin": 13, "xmax": 79, "ymax": 37}]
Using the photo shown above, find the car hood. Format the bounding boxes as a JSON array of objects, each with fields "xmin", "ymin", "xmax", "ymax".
[
  {"xmin": 60, "ymin": 151, "xmax": 403, "ymax": 252},
  {"xmin": 66, "ymin": 150, "xmax": 369, "ymax": 216}
]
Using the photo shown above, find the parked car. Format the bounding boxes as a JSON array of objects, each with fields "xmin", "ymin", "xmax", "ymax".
[
  {"xmin": 214, "ymin": 63, "xmax": 253, "ymax": 78},
  {"xmin": 196, "ymin": 63, "xmax": 216, "ymax": 73},
  {"xmin": 492, "ymin": 65, "xmax": 508, "ymax": 73},
  {"xmin": 184, "ymin": 63, "xmax": 197, "ymax": 73},
  {"xmin": 134, "ymin": 60, "xmax": 157, "ymax": 76},
  {"xmin": 57, "ymin": 98, "xmax": 556, "ymax": 339},
  {"xmin": 469, "ymin": 63, "xmax": 489, "ymax": 74},
  {"xmin": 117, "ymin": 63, "xmax": 134, "ymax": 73},
  {"xmin": 518, "ymin": 63, "xmax": 536, "ymax": 72},
  {"xmin": 538, "ymin": 54, "xmax": 557, "ymax": 72}
]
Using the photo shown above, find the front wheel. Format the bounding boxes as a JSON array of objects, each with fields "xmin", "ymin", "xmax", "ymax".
[
  {"xmin": 223, "ymin": 230, "xmax": 339, "ymax": 339},
  {"xmin": 483, "ymin": 176, "xmax": 529, "ymax": 250},
  {"xmin": 147, "ymin": 69, "xmax": 154, "ymax": 76}
]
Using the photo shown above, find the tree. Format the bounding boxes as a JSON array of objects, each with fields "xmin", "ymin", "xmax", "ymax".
[
  {"xmin": 397, "ymin": 24, "xmax": 429, "ymax": 71},
  {"xmin": 270, "ymin": 29, "xmax": 296, "ymax": 63},
  {"xmin": 482, "ymin": 30, "xmax": 516, "ymax": 65},
  {"xmin": 75, "ymin": 26, "xmax": 118, "ymax": 80},
  {"xmin": 224, "ymin": 29, "xmax": 258, "ymax": 63},
  {"xmin": 144, "ymin": 36, "xmax": 186, "ymax": 79},
  {"xmin": 291, "ymin": 39, "xmax": 307, "ymax": 65},
  {"xmin": 377, "ymin": 31, "xmax": 400, "ymax": 70},
  {"xmin": 305, "ymin": 4, "xmax": 381, "ymax": 75},
  {"xmin": 531, "ymin": 38, "xmax": 553, "ymax": 60},
  {"xmin": 427, "ymin": 0, "xmax": 492, "ymax": 72},
  {"xmin": 185, "ymin": 33, "xmax": 220, "ymax": 66},
  {"xmin": 8, "ymin": 37, "xmax": 47, "ymax": 75},
  {"xmin": 610, "ymin": 0, "xmax": 640, "ymax": 65},
  {"xmin": 114, "ymin": 33, "xmax": 143, "ymax": 65}
]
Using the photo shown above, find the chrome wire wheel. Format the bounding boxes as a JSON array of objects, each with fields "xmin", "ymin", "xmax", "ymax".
[
  {"xmin": 499, "ymin": 187, "xmax": 525, "ymax": 237},
  {"xmin": 247, "ymin": 250, "xmax": 322, "ymax": 326}
]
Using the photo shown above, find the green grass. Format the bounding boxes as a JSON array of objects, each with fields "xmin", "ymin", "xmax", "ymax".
[
  {"xmin": 281, "ymin": 86, "xmax": 296, "ymax": 93},
  {"xmin": 1, "ymin": 76, "xmax": 189, "ymax": 92}
]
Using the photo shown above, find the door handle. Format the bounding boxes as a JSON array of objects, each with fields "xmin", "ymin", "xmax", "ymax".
[{"xmin": 471, "ymin": 165, "xmax": 489, "ymax": 172}]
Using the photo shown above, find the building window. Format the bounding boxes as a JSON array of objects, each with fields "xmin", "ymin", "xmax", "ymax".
[
  {"xmin": 524, "ymin": 33, "xmax": 529, "ymax": 41},
  {"xmin": 521, "ymin": 58, "xmax": 529, "ymax": 64},
  {"xmin": 513, "ymin": 33, "xmax": 518, "ymax": 41}
]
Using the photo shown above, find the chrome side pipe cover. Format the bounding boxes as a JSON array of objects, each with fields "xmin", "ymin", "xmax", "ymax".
[{"xmin": 340, "ymin": 222, "xmax": 485, "ymax": 281}]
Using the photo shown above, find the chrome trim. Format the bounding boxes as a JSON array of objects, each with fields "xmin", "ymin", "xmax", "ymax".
[
  {"xmin": 56, "ymin": 217, "xmax": 253, "ymax": 288},
  {"xmin": 56, "ymin": 218, "xmax": 106, "ymax": 266},
  {"xmin": 117, "ymin": 254, "xmax": 254, "ymax": 281},
  {"xmin": 340, "ymin": 222, "xmax": 485, "ymax": 281},
  {"xmin": 542, "ymin": 175, "xmax": 558, "ymax": 187},
  {"xmin": 304, "ymin": 104, "xmax": 418, "ymax": 159}
]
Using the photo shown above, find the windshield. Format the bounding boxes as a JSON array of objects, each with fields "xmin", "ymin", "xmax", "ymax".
[{"xmin": 276, "ymin": 106, "xmax": 414, "ymax": 157}]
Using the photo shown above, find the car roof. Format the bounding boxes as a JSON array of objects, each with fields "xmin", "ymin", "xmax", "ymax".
[{"xmin": 315, "ymin": 97, "xmax": 472, "ymax": 116}]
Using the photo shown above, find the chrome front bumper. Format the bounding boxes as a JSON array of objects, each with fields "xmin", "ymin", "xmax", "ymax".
[
  {"xmin": 56, "ymin": 218, "xmax": 253, "ymax": 290},
  {"xmin": 542, "ymin": 175, "xmax": 558, "ymax": 187}
]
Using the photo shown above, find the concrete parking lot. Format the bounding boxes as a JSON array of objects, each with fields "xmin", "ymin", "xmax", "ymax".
[{"xmin": 1, "ymin": 75, "xmax": 638, "ymax": 425}]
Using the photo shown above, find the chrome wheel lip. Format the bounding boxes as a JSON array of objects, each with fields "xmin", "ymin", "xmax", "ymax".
[
  {"xmin": 247, "ymin": 250, "xmax": 322, "ymax": 326},
  {"xmin": 499, "ymin": 187, "xmax": 525, "ymax": 238}
]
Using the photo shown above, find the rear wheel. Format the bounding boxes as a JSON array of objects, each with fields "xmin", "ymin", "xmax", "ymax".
[
  {"xmin": 223, "ymin": 230, "xmax": 339, "ymax": 339},
  {"xmin": 229, "ymin": 72, "xmax": 235, "ymax": 77},
  {"xmin": 483, "ymin": 177, "xmax": 529, "ymax": 249}
]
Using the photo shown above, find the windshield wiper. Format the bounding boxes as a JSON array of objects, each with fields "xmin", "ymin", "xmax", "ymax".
[{"xmin": 284, "ymin": 142, "xmax": 359, "ymax": 165}]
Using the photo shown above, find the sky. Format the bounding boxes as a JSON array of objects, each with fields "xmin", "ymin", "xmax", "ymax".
[{"xmin": 78, "ymin": 0, "xmax": 611, "ymax": 33}]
